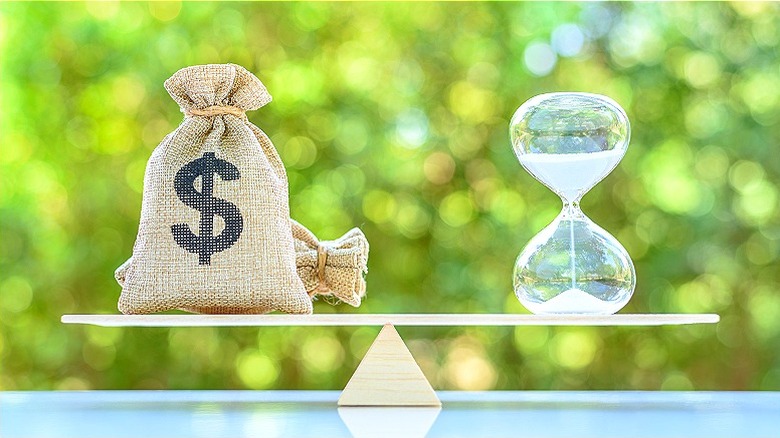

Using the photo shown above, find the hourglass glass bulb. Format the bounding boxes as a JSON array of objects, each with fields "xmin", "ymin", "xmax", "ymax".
[
  {"xmin": 509, "ymin": 93, "xmax": 635, "ymax": 315},
  {"xmin": 510, "ymin": 93, "xmax": 630, "ymax": 203}
]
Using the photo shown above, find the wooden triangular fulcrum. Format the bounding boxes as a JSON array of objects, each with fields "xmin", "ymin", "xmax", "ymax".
[{"xmin": 338, "ymin": 324, "xmax": 441, "ymax": 406}]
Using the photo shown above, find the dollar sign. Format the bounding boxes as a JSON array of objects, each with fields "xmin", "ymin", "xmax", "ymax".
[{"xmin": 171, "ymin": 152, "xmax": 243, "ymax": 265}]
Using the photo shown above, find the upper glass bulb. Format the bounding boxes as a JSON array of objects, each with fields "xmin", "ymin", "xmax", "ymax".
[{"xmin": 510, "ymin": 92, "xmax": 630, "ymax": 203}]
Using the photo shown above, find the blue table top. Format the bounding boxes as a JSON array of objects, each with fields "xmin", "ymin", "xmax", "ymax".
[{"xmin": 2, "ymin": 390, "xmax": 778, "ymax": 438}]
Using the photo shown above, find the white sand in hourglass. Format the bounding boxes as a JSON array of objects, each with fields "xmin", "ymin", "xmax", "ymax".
[
  {"xmin": 519, "ymin": 149, "xmax": 624, "ymax": 202},
  {"xmin": 529, "ymin": 289, "xmax": 610, "ymax": 314}
]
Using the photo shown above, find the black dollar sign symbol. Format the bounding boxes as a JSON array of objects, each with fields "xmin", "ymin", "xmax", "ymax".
[{"xmin": 171, "ymin": 152, "xmax": 244, "ymax": 265}]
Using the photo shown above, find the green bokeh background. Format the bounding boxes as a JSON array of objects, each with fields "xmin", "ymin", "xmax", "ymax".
[{"xmin": 2, "ymin": 2, "xmax": 779, "ymax": 391}]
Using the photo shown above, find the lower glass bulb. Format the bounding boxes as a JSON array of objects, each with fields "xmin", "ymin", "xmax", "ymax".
[{"xmin": 513, "ymin": 205, "xmax": 635, "ymax": 315}]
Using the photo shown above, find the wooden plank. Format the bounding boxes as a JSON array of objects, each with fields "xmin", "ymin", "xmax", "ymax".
[
  {"xmin": 61, "ymin": 313, "xmax": 719, "ymax": 327},
  {"xmin": 338, "ymin": 324, "xmax": 441, "ymax": 407}
]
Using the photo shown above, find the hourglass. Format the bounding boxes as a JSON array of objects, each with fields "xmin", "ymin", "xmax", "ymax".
[{"xmin": 510, "ymin": 92, "xmax": 635, "ymax": 315}]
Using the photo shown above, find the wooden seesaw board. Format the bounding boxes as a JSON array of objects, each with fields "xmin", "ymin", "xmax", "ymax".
[
  {"xmin": 61, "ymin": 313, "xmax": 719, "ymax": 327},
  {"xmin": 61, "ymin": 313, "xmax": 720, "ymax": 407}
]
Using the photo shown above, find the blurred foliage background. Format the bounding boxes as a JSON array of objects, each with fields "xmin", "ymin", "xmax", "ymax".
[{"xmin": 1, "ymin": 2, "xmax": 779, "ymax": 392}]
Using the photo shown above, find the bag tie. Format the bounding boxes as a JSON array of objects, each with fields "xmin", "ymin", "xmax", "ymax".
[
  {"xmin": 316, "ymin": 244, "xmax": 328, "ymax": 294},
  {"xmin": 184, "ymin": 105, "xmax": 247, "ymax": 120},
  {"xmin": 292, "ymin": 220, "xmax": 369, "ymax": 307}
]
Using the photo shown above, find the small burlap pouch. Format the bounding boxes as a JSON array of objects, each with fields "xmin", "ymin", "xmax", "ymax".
[
  {"xmin": 292, "ymin": 220, "xmax": 369, "ymax": 307},
  {"xmin": 116, "ymin": 64, "xmax": 311, "ymax": 314}
]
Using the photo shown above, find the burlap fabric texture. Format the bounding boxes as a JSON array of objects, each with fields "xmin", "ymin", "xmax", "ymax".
[
  {"xmin": 116, "ymin": 219, "xmax": 370, "ymax": 310},
  {"xmin": 117, "ymin": 64, "xmax": 312, "ymax": 314},
  {"xmin": 292, "ymin": 220, "xmax": 368, "ymax": 307}
]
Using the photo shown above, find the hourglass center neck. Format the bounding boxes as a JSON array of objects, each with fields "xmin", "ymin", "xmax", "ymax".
[{"xmin": 561, "ymin": 201, "xmax": 584, "ymax": 217}]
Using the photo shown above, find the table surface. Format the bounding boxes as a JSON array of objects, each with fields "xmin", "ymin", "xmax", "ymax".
[
  {"xmin": 60, "ymin": 313, "xmax": 720, "ymax": 327},
  {"xmin": 2, "ymin": 390, "xmax": 777, "ymax": 438}
]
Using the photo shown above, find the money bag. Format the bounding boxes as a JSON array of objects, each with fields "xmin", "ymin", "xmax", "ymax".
[{"xmin": 117, "ymin": 64, "xmax": 312, "ymax": 314}]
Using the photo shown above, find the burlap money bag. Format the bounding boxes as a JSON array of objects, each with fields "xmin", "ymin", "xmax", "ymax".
[{"xmin": 117, "ymin": 64, "xmax": 311, "ymax": 315}]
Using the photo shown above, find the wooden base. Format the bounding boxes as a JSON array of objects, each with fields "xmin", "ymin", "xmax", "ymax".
[{"xmin": 338, "ymin": 324, "xmax": 440, "ymax": 407}]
